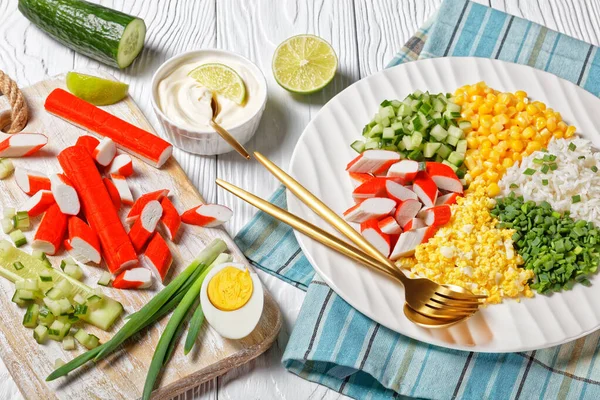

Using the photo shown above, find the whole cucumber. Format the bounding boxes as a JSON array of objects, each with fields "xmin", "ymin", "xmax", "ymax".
[{"xmin": 18, "ymin": 0, "xmax": 146, "ymax": 69}]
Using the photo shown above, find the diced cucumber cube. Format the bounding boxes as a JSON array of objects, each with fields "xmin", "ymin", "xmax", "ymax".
[
  {"xmin": 39, "ymin": 269, "xmax": 53, "ymax": 282},
  {"xmin": 364, "ymin": 140, "xmax": 380, "ymax": 150},
  {"xmin": 379, "ymin": 105, "xmax": 395, "ymax": 119},
  {"xmin": 381, "ymin": 117, "xmax": 391, "ymax": 127},
  {"xmin": 1, "ymin": 218, "xmax": 13, "ymax": 234},
  {"xmin": 64, "ymin": 264, "xmax": 83, "ymax": 281},
  {"xmin": 447, "ymin": 125, "xmax": 465, "ymax": 139},
  {"xmin": 411, "ymin": 115, "xmax": 423, "ymax": 132},
  {"xmin": 63, "ymin": 336, "xmax": 76, "ymax": 350},
  {"xmin": 74, "ymin": 329, "xmax": 90, "ymax": 346},
  {"xmin": 458, "ymin": 120, "xmax": 472, "ymax": 132},
  {"xmin": 43, "ymin": 298, "xmax": 63, "ymax": 316},
  {"xmin": 397, "ymin": 104, "xmax": 411, "ymax": 116},
  {"xmin": 367, "ymin": 124, "xmax": 383, "ymax": 138},
  {"xmin": 16, "ymin": 289, "xmax": 35, "ymax": 301},
  {"xmin": 38, "ymin": 306, "xmax": 55, "ymax": 326},
  {"xmin": 423, "ymin": 143, "xmax": 442, "ymax": 158},
  {"xmin": 54, "ymin": 358, "xmax": 65, "ymax": 369},
  {"xmin": 33, "ymin": 325, "xmax": 49, "ymax": 344},
  {"xmin": 456, "ymin": 139, "xmax": 468, "ymax": 155},
  {"xmin": 45, "ymin": 287, "xmax": 65, "ymax": 300},
  {"xmin": 391, "ymin": 121, "xmax": 403, "ymax": 134},
  {"xmin": 86, "ymin": 294, "xmax": 104, "ymax": 310},
  {"xmin": 48, "ymin": 320, "xmax": 71, "ymax": 341},
  {"xmin": 23, "ymin": 303, "xmax": 40, "ymax": 328},
  {"xmin": 97, "ymin": 271, "xmax": 112, "ymax": 287},
  {"xmin": 13, "ymin": 261, "xmax": 24, "ymax": 271},
  {"xmin": 350, "ymin": 140, "xmax": 365, "ymax": 154},
  {"xmin": 446, "ymin": 102, "xmax": 461, "ymax": 113},
  {"xmin": 60, "ymin": 257, "xmax": 76, "ymax": 270},
  {"xmin": 411, "ymin": 131, "xmax": 423, "ymax": 148},
  {"xmin": 13, "ymin": 211, "xmax": 30, "ymax": 230},
  {"xmin": 55, "ymin": 279, "xmax": 73, "ymax": 296},
  {"xmin": 2, "ymin": 207, "xmax": 15, "ymax": 219},
  {"xmin": 446, "ymin": 135, "xmax": 459, "ymax": 147},
  {"xmin": 9, "ymin": 230, "xmax": 26, "ymax": 247},
  {"xmin": 73, "ymin": 293, "xmax": 86, "ymax": 304},
  {"xmin": 57, "ymin": 298, "xmax": 73, "ymax": 315},
  {"xmin": 447, "ymin": 151, "xmax": 465, "ymax": 167},
  {"xmin": 437, "ymin": 144, "xmax": 453, "ymax": 159},
  {"xmin": 430, "ymin": 125, "xmax": 448, "ymax": 141},
  {"xmin": 382, "ymin": 127, "xmax": 395, "ymax": 139},
  {"xmin": 73, "ymin": 303, "xmax": 88, "ymax": 316},
  {"xmin": 442, "ymin": 160, "xmax": 459, "ymax": 172},
  {"xmin": 402, "ymin": 135, "xmax": 415, "ymax": 151},
  {"xmin": 85, "ymin": 334, "xmax": 100, "ymax": 349},
  {"xmin": 0, "ymin": 159, "xmax": 14, "ymax": 180}
]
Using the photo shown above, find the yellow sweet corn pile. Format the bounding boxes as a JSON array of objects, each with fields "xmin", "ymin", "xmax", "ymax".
[
  {"xmin": 453, "ymin": 81, "xmax": 576, "ymax": 196},
  {"xmin": 397, "ymin": 186, "xmax": 534, "ymax": 304}
]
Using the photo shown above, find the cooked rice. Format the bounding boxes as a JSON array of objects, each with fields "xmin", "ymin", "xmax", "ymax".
[{"xmin": 499, "ymin": 138, "xmax": 600, "ymax": 226}]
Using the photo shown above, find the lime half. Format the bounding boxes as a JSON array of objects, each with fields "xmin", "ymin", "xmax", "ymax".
[
  {"xmin": 66, "ymin": 72, "xmax": 129, "ymax": 106},
  {"xmin": 272, "ymin": 34, "xmax": 338, "ymax": 94},
  {"xmin": 188, "ymin": 63, "xmax": 247, "ymax": 105}
]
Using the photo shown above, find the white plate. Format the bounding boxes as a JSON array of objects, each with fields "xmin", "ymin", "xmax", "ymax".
[{"xmin": 287, "ymin": 57, "xmax": 600, "ymax": 353}]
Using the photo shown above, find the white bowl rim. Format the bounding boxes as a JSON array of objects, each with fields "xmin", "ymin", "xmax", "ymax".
[{"xmin": 150, "ymin": 48, "xmax": 268, "ymax": 135}]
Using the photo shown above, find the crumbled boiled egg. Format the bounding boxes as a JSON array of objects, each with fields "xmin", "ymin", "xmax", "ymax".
[
  {"xmin": 200, "ymin": 263, "xmax": 264, "ymax": 339},
  {"xmin": 397, "ymin": 185, "xmax": 534, "ymax": 304}
]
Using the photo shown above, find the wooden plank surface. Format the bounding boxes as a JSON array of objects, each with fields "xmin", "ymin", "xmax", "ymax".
[
  {"xmin": 2, "ymin": 1, "xmax": 600, "ymax": 399},
  {"xmin": 0, "ymin": 74, "xmax": 281, "ymax": 399}
]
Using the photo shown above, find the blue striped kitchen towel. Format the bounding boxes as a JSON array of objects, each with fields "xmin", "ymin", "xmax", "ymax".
[{"xmin": 234, "ymin": 1, "xmax": 600, "ymax": 398}]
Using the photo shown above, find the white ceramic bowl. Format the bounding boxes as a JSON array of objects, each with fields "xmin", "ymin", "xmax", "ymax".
[{"xmin": 151, "ymin": 49, "xmax": 268, "ymax": 155}]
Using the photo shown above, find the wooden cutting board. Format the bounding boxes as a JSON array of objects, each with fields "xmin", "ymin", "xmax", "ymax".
[{"xmin": 0, "ymin": 74, "xmax": 282, "ymax": 399}]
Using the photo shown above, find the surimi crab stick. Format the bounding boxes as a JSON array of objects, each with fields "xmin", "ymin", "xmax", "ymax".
[
  {"xmin": 378, "ymin": 216, "xmax": 402, "ymax": 235},
  {"xmin": 360, "ymin": 220, "xmax": 391, "ymax": 257},
  {"xmin": 93, "ymin": 137, "xmax": 117, "ymax": 167},
  {"xmin": 15, "ymin": 168, "xmax": 51, "ymax": 195},
  {"xmin": 343, "ymin": 197, "xmax": 396, "ymax": 223},
  {"xmin": 0, "ymin": 133, "xmax": 48, "ymax": 157},
  {"xmin": 129, "ymin": 200, "xmax": 162, "ymax": 252},
  {"xmin": 108, "ymin": 154, "xmax": 134, "ymax": 177},
  {"xmin": 143, "ymin": 233, "xmax": 173, "ymax": 282},
  {"xmin": 412, "ymin": 172, "xmax": 438, "ymax": 207},
  {"xmin": 32, "ymin": 204, "xmax": 67, "ymax": 255},
  {"xmin": 181, "ymin": 204, "xmax": 233, "ymax": 228},
  {"xmin": 126, "ymin": 189, "xmax": 169, "ymax": 223},
  {"xmin": 352, "ymin": 178, "xmax": 387, "ymax": 202},
  {"xmin": 50, "ymin": 173, "xmax": 81, "ymax": 216},
  {"xmin": 402, "ymin": 217, "xmax": 425, "ymax": 231},
  {"xmin": 436, "ymin": 192, "xmax": 460, "ymax": 206},
  {"xmin": 387, "ymin": 160, "xmax": 420, "ymax": 184},
  {"xmin": 426, "ymin": 162, "xmax": 463, "ymax": 193},
  {"xmin": 21, "ymin": 190, "xmax": 55, "ymax": 217},
  {"xmin": 45, "ymin": 89, "xmax": 173, "ymax": 168},
  {"xmin": 58, "ymin": 146, "xmax": 137, "ymax": 274},
  {"xmin": 110, "ymin": 174, "xmax": 134, "ymax": 206},
  {"xmin": 389, "ymin": 226, "xmax": 437, "ymax": 259},
  {"xmin": 65, "ymin": 216, "xmax": 101, "ymax": 264},
  {"xmin": 103, "ymin": 178, "xmax": 121, "ymax": 210},
  {"xmin": 160, "ymin": 197, "xmax": 181, "ymax": 241},
  {"xmin": 385, "ymin": 180, "xmax": 418, "ymax": 203},
  {"xmin": 418, "ymin": 205, "xmax": 452, "ymax": 227},
  {"xmin": 112, "ymin": 268, "xmax": 153, "ymax": 289},
  {"xmin": 346, "ymin": 150, "xmax": 400, "ymax": 174},
  {"xmin": 348, "ymin": 172, "xmax": 373, "ymax": 187},
  {"xmin": 75, "ymin": 135, "xmax": 100, "ymax": 155}
]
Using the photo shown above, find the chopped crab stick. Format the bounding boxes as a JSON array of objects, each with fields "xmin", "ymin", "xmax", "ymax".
[
  {"xmin": 32, "ymin": 204, "xmax": 67, "ymax": 255},
  {"xmin": 418, "ymin": 205, "xmax": 452, "ymax": 227},
  {"xmin": 389, "ymin": 226, "xmax": 437, "ymax": 260},
  {"xmin": 112, "ymin": 268, "xmax": 153, "ymax": 289},
  {"xmin": 378, "ymin": 216, "xmax": 402, "ymax": 235},
  {"xmin": 75, "ymin": 135, "xmax": 100, "ymax": 155},
  {"xmin": 160, "ymin": 197, "xmax": 181, "ymax": 241},
  {"xmin": 21, "ymin": 190, "xmax": 55, "ymax": 217},
  {"xmin": 436, "ymin": 193, "xmax": 460, "ymax": 206},
  {"xmin": 402, "ymin": 218, "xmax": 425, "ymax": 231},
  {"xmin": 108, "ymin": 154, "xmax": 133, "ymax": 177},
  {"xmin": 93, "ymin": 137, "xmax": 117, "ymax": 167},
  {"xmin": 45, "ymin": 89, "xmax": 173, "ymax": 168},
  {"xmin": 126, "ymin": 189, "xmax": 169, "ymax": 223},
  {"xmin": 426, "ymin": 162, "xmax": 463, "ymax": 193},
  {"xmin": 387, "ymin": 160, "xmax": 420, "ymax": 184},
  {"xmin": 110, "ymin": 174, "xmax": 134, "ymax": 206},
  {"xmin": 15, "ymin": 168, "xmax": 51, "ymax": 195},
  {"xmin": 181, "ymin": 204, "xmax": 233, "ymax": 228},
  {"xmin": 348, "ymin": 172, "xmax": 373, "ymax": 187},
  {"xmin": 385, "ymin": 180, "xmax": 418, "ymax": 203},
  {"xmin": 352, "ymin": 177, "xmax": 387, "ymax": 202},
  {"xmin": 343, "ymin": 197, "xmax": 396, "ymax": 224},
  {"xmin": 360, "ymin": 220, "xmax": 391, "ymax": 258},
  {"xmin": 103, "ymin": 178, "xmax": 121, "ymax": 210},
  {"xmin": 346, "ymin": 150, "xmax": 400, "ymax": 174},
  {"xmin": 50, "ymin": 173, "xmax": 80, "ymax": 216},
  {"xmin": 143, "ymin": 233, "xmax": 173, "ymax": 282},
  {"xmin": 65, "ymin": 216, "xmax": 101, "ymax": 264},
  {"xmin": 412, "ymin": 172, "xmax": 438, "ymax": 207},
  {"xmin": 58, "ymin": 146, "xmax": 137, "ymax": 273},
  {"xmin": 129, "ymin": 200, "xmax": 162, "ymax": 253},
  {"xmin": 393, "ymin": 199, "xmax": 422, "ymax": 227},
  {"xmin": 0, "ymin": 133, "xmax": 48, "ymax": 157}
]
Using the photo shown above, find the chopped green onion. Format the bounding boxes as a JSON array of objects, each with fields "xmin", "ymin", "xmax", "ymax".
[
  {"xmin": 541, "ymin": 164, "xmax": 550, "ymax": 174},
  {"xmin": 568, "ymin": 142, "xmax": 577, "ymax": 151},
  {"xmin": 549, "ymin": 163, "xmax": 558, "ymax": 171},
  {"xmin": 572, "ymin": 195, "xmax": 581, "ymax": 204},
  {"xmin": 592, "ymin": 166, "xmax": 598, "ymax": 173},
  {"xmin": 523, "ymin": 168, "xmax": 536, "ymax": 175},
  {"xmin": 509, "ymin": 183, "xmax": 518, "ymax": 189},
  {"xmin": 542, "ymin": 179, "xmax": 548, "ymax": 186}
]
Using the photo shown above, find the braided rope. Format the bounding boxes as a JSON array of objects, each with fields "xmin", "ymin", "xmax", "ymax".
[{"xmin": 0, "ymin": 70, "xmax": 28, "ymax": 133}]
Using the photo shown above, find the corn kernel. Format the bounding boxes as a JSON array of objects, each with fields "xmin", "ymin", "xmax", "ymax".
[
  {"xmin": 512, "ymin": 152, "xmax": 522, "ymax": 162},
  {"xmin": 487, "ymin": 182, "xmax": 501, "ymax": 197},
  {"xmin": 533, "ymin": 101, "xmax": 546, "ymax": 111},
  {"xmin": 546, "ymin": 117, "xmax": 557, "ymax": 132},
  {"xmin": 480, "ymin": 115, "xmax": 493, "ymax": 128},
  {"xmin": 516, "ymin": 114, "xmax": 529, "ymax": 127},
  {"xmin": 480, "ymin": 147, "xmax": 491, "ymax": 158},
  {"xmin": 515, "ymin": 90, "xmax": 527, "ymax": 99},
  {"xmin": 502, "ymin": 158, "xmax": 514, "ymax": 169},
  {"xmin": 554, "ymin": 130, "xmax": 564, "ymax": 139},
  {"xmin": 526, "ymin": 104, "xmax": 539, "ymax": 115},
  {"xmin": 467, "ymin": 137, "xmax": 479, "ymax": 148},
  {"xmin": 488, "ymin": 133, "xmax": 499, "ymax": 145},
  {"xmin": 491, "ymin": 122, "xmax": 504, "ymax": 134},
  {"xmin": 470, "ymin": 166, "xmax": 484, "ymax": 178},
  {"xmin": 479, "ymin": 103, "xmax": 492, "ymax": 115},
  {"xmin": 493, "ymin": 103, "xmax": 507, "ymax": 114},
  {"xmin": 535, "ymin": 117, "xmax": 546, "ymax": 130},
  {"xmin": 522, "ymin": 127, "xmax": 535, "ymax": 139},
  {"xmin": 565, "ymin": 126, "xmax": 576, "ymax": 138},
  {"xmin": 525, "ymin": 141, "xmax": 542, "ymax": 153},
  {"xmin": 557, "ymin": 121, "xmax": 568, "ymax": 132},
  {"xmin": 516, "ymin": 101, "xmax": 526, "ymax": 112},
  {"xmin": 510, "ymin": 140, "xmax": 525, "ymax": 152},
  {"xmin": 489, "ymin": 150, "xmax": 501, "ymax": 161},
  {"xmin": 497, "ymin": 130, "xmax": 509, "ymax": 140},
  {"xmin": 540, "ymin": 128, "xmax": 552, "ymax": 140},
  {"xmin": 509, "ymin": 130, "xmax": 522, "ymax": 140},
  {"xmin": 498, "ymin": 93, "xmax": 512, "ymax": 104},
  {"xmin": 485, "ymin": 170, "xmax": 500, "ymax": 182},
  {"xmin": 506, "ymin": 106, "xmax": 517, "ymax": 117}
]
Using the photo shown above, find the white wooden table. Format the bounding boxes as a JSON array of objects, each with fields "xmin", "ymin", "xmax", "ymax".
[{"xmin": 1, "ymin": 0, "xmax": 600, "ymax": 398}]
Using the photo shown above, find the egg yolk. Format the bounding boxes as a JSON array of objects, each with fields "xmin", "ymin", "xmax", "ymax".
[{"xmin": 207, "ymin": 266, "xmax": 253, "ymax": 311}]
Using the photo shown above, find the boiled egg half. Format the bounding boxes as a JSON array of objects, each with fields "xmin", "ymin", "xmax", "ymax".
[{"xmin": 200, "ymin": 262, "xmax": 264, "ymax": 339}]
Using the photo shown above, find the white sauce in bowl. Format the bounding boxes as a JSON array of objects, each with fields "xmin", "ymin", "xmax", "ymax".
[{"xmin": 157, "ymin": 53, "xmax": 264, "ymax": 131}]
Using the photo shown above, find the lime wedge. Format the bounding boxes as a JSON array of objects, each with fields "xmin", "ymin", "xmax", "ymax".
[
  {"xmin": 66, "ymin": 72, "xmax": 129, "ymax": 106},
  {"xmin": 272, "ymin": 34, "xmax": 338, "ymax": 94},
  {"xmin": 188, "ymin": 63, "xmax": 247, "ymax": 105}
]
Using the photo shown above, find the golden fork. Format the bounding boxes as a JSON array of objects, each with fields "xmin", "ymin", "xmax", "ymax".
[
  {"xmin": 251, "ymin": 152, "xmax": 485, "ymax": 317},
  {"xmin": 216, "ymin": 179, "xmax": 481, "ymax": 327}
]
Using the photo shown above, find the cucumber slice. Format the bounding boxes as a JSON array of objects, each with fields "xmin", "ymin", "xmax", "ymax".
[
  {"xmin": 9, "ymin": 230, "xmax": 26, "ymax": 247},
  {"xmin": 97, "ymin": 271, "xmax": 112, "ymax": 287},
  {"xmin": 23, "ymin": 303, "xmax": 40, "ymax": 328},
  {"xmin": 63, "ymin": 335, "xmax": 76, "ymax": 350},
  {"xmin": 33, "ymin": 324, "xmax": 49, "ymax": 344},
  {"xmin": 350, "ymin": 140, "xmax": 365, "ymax": 154}
]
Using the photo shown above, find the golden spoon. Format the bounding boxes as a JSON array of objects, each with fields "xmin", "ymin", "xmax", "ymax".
[{"xmin": 210, "ymin": 93, "xmax": 251, "ymax": 160}]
